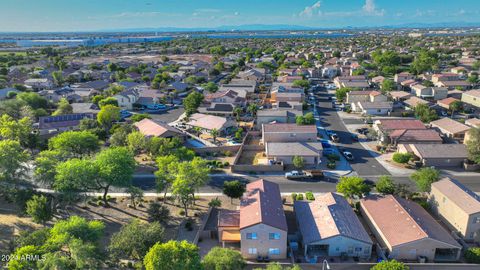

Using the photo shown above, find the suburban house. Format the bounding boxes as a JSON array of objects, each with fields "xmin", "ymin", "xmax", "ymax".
[
  {"xmin": 185, "ymin": 113, "xmax": 236, "ymax": 134},
  {"xmin": 334, "ymin": 76, "xmax": 369, "ymax": 89},
  {"xmin": 374, "ymin": 119, "xmax": 442, "ymax": 145},
  {"xmin": 437, "ymin": 97, "xmax": 460, "ymax": 110},
  {"xmin": 430, "ymin": 118, "xmax": 471, "ymax": 142},
  {"xmin": 397, "ymin": 144, "xmax": 468, "ymax": 168},
  {"xmin": 261, "ymin": 123, "xmax": 322, "ymax": 165},
  {"xmin": 461, "ymin": 90, "xmax": 480, "ymax": 110},
  {"xmin": 403, "ymin": 96, "xmax": 430, "ymax": 109},
  {"xmin": 71, "ymin": 103, "xmax": 99, "ymax": 114},
  {"xmin": 113, "ymin": 88, "xmax": 139, "ymax": 110},
  {"xmin": 394, "ymin": 72, "xmax": 415, "ymax": 83},
  {"xmin": 217, "ymin": 179, "xmax": 288, "ymax": 259},
  {"xmin": 24, "ymin": 78, "xmax": 53, "ymax": 91},
  {"xmin": 389, "ymin": 91, "xmax": 412, "ymax": 102},
  {"xmin": 360, "ymin": 195, "xmax": 462, "ymax": 262},
  {"xmin": 429, "ymin": 177, "xmax": 480, "ymax": 242},
  {"xmin": 346, "ymin": 90, "xmax": 387, "ymax": 104},
  {"xmin": 237, "ymin": 68, "xmax": 265, "ymax": 82},
  {"xmin": 351, "ymin": 101, "xmax": 393, "ymax": 116},
  {"xmin": 465, "ymin": 118, "xmax": 480, "ymax": 128},
  {"xmin": 133, "ymin": 118, "xmax": 186, "ymax": 140},
  {"xmin": 37, "ymin": 113, "xmax": 95, "ymax": 135},
  {"xmin": 411, "ymin": 85, "xmax": 448, "ymax": 101},
  {"xmin": 204, "ymin": 90, "xmax": 246, "ymax": 107},
  {"xmin": 294, "ymin": 193, "xmax": 373, "ymax": 260},
  {"xmin": 256, "ymin": 109, "xmax": 301, "ymax": 128}
]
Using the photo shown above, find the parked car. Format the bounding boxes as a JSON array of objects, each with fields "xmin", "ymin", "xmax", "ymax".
[
  {"xmin": 351, "ymin": 134, "xmax": 359, "ymax": 141},
  {"xmin": 356, "ymin": 128, "xmax": 368, "ymax": 135},
  {"xmin": 330, "ymin": 133, "xmax": 340, "ymax": 142},
  {"xmin": 341, "ymin": 149, "xmax": 354, "ymax": 161},
  {"xmin": 285, "ymin": 170, "xmax": 324, "ymax": 180}
]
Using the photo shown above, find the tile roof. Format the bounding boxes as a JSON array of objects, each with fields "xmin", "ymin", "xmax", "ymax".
[
  {"xmin": 389, "ymin": 91, "xmax": 411, "ymax": 99},
  {"xmin": 411, "ymin": 144, "xmax": 468, "ymax": 159},
  {"xmin": 240, "ymin": 179, "xmax": 287, "ymax": 231},
  {"xmin": 437, "ymin": 97, "xmax": 459, "ymax": 106},
  {"xmin": 463, "ymin": 89, "xmax": 480, "ymax": 98},
  {"xmin": 361, "ymin": 195, "xmax": 461, "ymax": 248},
  {"xmin": 432, "ymin": 177, "xmax": 480, "ymax": 215},
  {"xmin": 294, "ymin": 193, "xmax": 372, "ymax": 245},
  {"xmin": 263, "ymin": 123, "xmax": 317, "ymax": 133},
  {"xmin": 390, "ymin": 129, "xmax": 443, "ymax": 143},
  {"xmin": 134, "ymin": 118, "xmax": 183, "ymax": 137},
  {"xmin": 186, "ymin": 113, "xmax": 229, "ymax": 130},
  {"xmin": 266, "ymin": 142, "xmax": 323, "ymax": 156},
  {"xmin": 377, "ymin": 119, "xmax": 426, "ymax": 131},
  {"xmin": 465, "ymin": 118, "xmax": 480, "ymax": 127},
  {"xmin": 431, "ymin": 118, "xmax": 471, "ymax": 135}
]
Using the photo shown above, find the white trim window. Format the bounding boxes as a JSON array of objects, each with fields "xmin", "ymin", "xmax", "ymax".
[
  {"xmin": 269, "ymin": 233, "xmax": 281, "ymax": 240},
  {"xmin": 269, "ymin": 248, "xmax": 280, "ymax": 255},
  {"xmin": 248, "ymin": 248, "xmax": 257, "ymax": 254},
  {"xmin": 246, "ymin": 232, "xmax": 257, "ymax": 240}
]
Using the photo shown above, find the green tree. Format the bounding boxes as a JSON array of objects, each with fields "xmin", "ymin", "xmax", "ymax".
[
  {"xmin": 381, "ymin": 79, "xmax": 395, "ymax": 92},
  {"xmin": 144, "ymin": 240, "xmax": 202, "ymax": 270},
  {"xmin": 292, "ymin": 156, "xmax": 305, "ymax": 169},
  {"xmin": 375, "ymin": 175, "xmax": 395, "ymax": 195},
  {"xmin": 52, "ymin": 70, "xmax": 64, "ymax": 86},
  {"xmin": 203, "ymin": 247, "xmax": 246, "ymax": 270},
  {"xmin": 411, "ymin": 50, "xmax": 438, "ymax": 74},
  {"xmin": 48, "ymin": 130, "xmax": 99, "ymax": 157},
  {"xmin": 7, "ymin": 245, "xmax": 44, "ymax": 270},
  {"xmin": 155, "ymin": 155, "xmax": 179, "ymax": 200},
  {"xmin": 34, "ymin": 150, "xmax": 65, "ymax": 187},
  {"xmin": 0, "ymin": 114, "xmax": 33, "ymax": 147},
  {"xmin": 466, "ymin": 127, "xmax": 480, "ymax": 164},
  {"xmin": 97, "ymin": 104, "xmax": 121, "ymax": 132},
  {"xmin": 233, "ymin": 106, "xmax": 243, "ymax": 121},
  {"xmin": 410, "ymin": 167, "xmax": 440, "ymax": 192},
  {"xmin": 54, "ymin": 158, "xmax": 99, "ymax": 193},
  {"xmin": 371, "ymin": 259, "xmax": 409, "ymax": 270},
  {"xmin": 183, "ymin": 91, "xmax": 204, "ymax": 116},
  {"xmin": 465, "ymin": 247, "xmax": 480, "ymax": 264},
  {"xmin": 98, "ymin": 97, "xmax": 118, "ymax": 108},
  {"xmin": 292, "ymin": 79, "xmax": 310, "ymax": 89},
  {"xmin": 335, "ymin": 87, "xmax": 352, "ymax": 102},
  {"xmin": 127, "ymin": 131, "xmax": 148, "ymax": 155},
  {"xmin": 17, "ymin": 92, "xmax": 48, "ymax": 109},
  {"xmin": 109, "ymin": 219, "xmax": 164, "ymax": 261},
  {"xmin": 222, "ymin": 180, "xmax": 246, "ymax": 203},
  {"xmin": 52, "ymin": 98, "xmax": 73, "ymax": 116},
  {"xmin": 247, "ymin": 103, "xmax": 258, "ymax": 117},
  {"xmin": 26, "ymin": 195, "xmax": 52, "ymax": 224},
  {"xmin": 254, "ymin": 262, "xmax": 302, "ymax": 270},
  {"xmin": 95, "ymin": 147, "xmax": 136, "ymax": 206},
  {"xmin": 131, "ymin": 113, "xmax": 151, "ymax": 122},
  {"xmin": 392, "ymin": 152, "xmax": 412, "ymax": 164},
  {"xmin": 127, "ymin": 186, "xmax": 144, "ymax": 209},
  {"xmin": 449, "ymin": 100, "xmax": 463, "ymax": 116},
  {"xmin": 336, "ymin": 176, "xmax": 371, "ymax": 199},
  {"xmin": 202, "ymin": 82, "xmax": 219, "ymax": 93},
  {"xmin": 414, "ymin": 103, "xmax": 438, "ymax": 123},
  {"xmin": 0, "ymin": 140, "xmax": 29, "ymax": 183},
  {"xmin": 210, "ymin": 128, "xmax": 219, "ymax": 143}
]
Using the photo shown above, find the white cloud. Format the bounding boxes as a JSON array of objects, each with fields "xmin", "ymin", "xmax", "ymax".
[
  {"xmin": 362, "ymin": 0, "xmax": 385, "ymax": 16},
  {"xmin": 299, "ymin": 1, "xmax": 322, "ymax": 17}
]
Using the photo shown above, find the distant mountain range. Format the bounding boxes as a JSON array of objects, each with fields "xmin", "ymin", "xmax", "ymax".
[{"xmin": 102, "ymin": 22, "xmax": 480, "ymax": 33}]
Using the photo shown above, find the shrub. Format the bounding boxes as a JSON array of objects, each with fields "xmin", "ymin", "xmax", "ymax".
[
  {"xmin": 392, "ymin": 152, "xmax": 412, "ymax": 164},
  {"xmin": 291, "ymin": 193, "xmax": 297, "ymax": 201},
  {"xmin": 296, "ymin": 194, "xmax": 304, "ymax": 200},
  {"xmin": 465, "ymin": 247, "xmax": 480, "ymax": 263},
  {"xmin": 305, "ymin": 191, "xmax": 315, "ymax": 201},
  {"xmin": 224, "ymin": 151, "xmax": 232, "ymax": 157},
  {"xmin": 179, "ymin": 209, "xmax": 186, "ymax": 216},
  {"xmin": 223, "ymin": 161, "xmax": 230, "ymax": 166},
  {"xmin": 147, "ymin": 202, "xmax": 170, "ymax": 223},
  {"xmin": 185, "ymin": 219, "xmax": 193, "ymax": 231},
  {"xmin": 208, "ymin": 198, "xmax": 222, "ymax": 208},
  {"xmin": 327, "ymin": 154, "xmax": 340, "ymax": 161}
]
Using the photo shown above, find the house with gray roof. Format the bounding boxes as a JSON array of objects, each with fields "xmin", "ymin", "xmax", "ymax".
[{"xmin": 294, "ymin": 193, "xmax": 373, "ymax": 260}]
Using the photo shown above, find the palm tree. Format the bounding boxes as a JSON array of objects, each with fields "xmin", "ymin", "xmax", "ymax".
[
  {"xmin": 233, "ymin": 106, "xmax": 243, "ymax": 121},
  {"xmin": 210, "ymin": 128, "xmax": 219, "ymax": 143},
  {"xmin": 247, "ymin": 103, "xmax": 258, "ymax": 117},
  {"xmin": 193, "ymin": 127, "xmax": 202, "ymax": 136}
]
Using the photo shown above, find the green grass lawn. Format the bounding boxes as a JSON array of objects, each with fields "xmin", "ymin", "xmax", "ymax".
[{"xmin": 0, "ymin": 51, "xmax": 27, "ymax": 56}]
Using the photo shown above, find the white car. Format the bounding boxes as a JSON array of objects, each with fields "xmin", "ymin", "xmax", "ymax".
[{"xmin": 342, "ymin": 150, "xmax": 354, "ymax": 161}]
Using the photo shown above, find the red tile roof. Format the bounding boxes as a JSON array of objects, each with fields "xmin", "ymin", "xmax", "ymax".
[
  {"xmin": 240, "ymin": 179, "xmax": 287, "ymax": 231},
  {"xmin": 377, "ymin": 119, "xmax": 426, "ymax": 131}
]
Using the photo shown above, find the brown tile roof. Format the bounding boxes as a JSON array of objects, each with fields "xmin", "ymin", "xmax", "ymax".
[
  {"xmin": 431, "ymin": 118, "xmax": 471, "ymax": 135},
  {"xmin": 240, "ymin": 179, "xmax": 287, "ymax": 231},
  {"xmin": 411, "ymin": 144, "xmax": 467, "ymax": 159},
  {"xmin": 361, "ymin": 195, "xmax": 461, "ymax": 248},
  {"xmin": 463, "ymin": 89, "xmax": 480, "ymax": 98},
  {"xmin": 390, "ymin": 129, "xmax": 443, "ymax": 143},
  {"xmin": 404, "ymin": 96, "xmax": 430, "ymax": 108},
  {"xmin": 294, "ymin": 193, "xmax": 372, "ymax": 245},
  {"xmin": 186, "ymin": 113, "xmax": 229, "ymax": 130},
  {"xmin": 437, "ymin": 97, "xmax": 459, "ymax": 106},
  {"xmin": 389, "ymin": 91, "xmax": 411, "ymax": 99},
  {"xmin": 134, "ymin": 118, "xmax": 183, "ymax": 137},
  {"xmin": 263, "ymin": 123, "xmax": 317, "ymax": 133},
  {"xmin": 465, "ymin": 118, "xmax": 480, "ymax": 127},
  {"xmin": 266, "ymin": 142, "xmax": 323, "ymax": 157},
  {"xmin": 432, "ymin": 177, "xmax": 480, "ymax": 215},
  {"xmin": 377, "ymin": 119, "xmax": 426, "ymax": 131}
]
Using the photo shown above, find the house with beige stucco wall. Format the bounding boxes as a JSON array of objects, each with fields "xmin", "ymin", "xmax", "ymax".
[
  {"xmin": 360, "ymin": 195, "xmax": 461, "ymax": 262},
  {"xmin": 429, "ymin": 177, "xmax": 480, "ymax": 242},
  {"xmin": 217, "ymin": 179, "xmax": 288, "ymax": 259}
]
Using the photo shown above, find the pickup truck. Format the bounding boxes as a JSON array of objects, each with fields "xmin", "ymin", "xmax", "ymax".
[{"xmin": 285, "ymin": 170, "xmax": 324, "ymax": 180}]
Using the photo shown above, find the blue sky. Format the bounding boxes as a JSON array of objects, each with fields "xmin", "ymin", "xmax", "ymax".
[{"xmin": 1, "ymin": 0, "xmax": 479, "ymax": 32}]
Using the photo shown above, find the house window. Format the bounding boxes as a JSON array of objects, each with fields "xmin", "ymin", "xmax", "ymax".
[
  {"xmin": 269, "ymin": 233, "xmax": 280, "ymax": 240},
  {"xmin": 269, "ymin": 248, "xmax": 280, "ymax": 255},
  {"xmin": 474, "ymin": 217, "xmax": 480, "ymax": 224},
  {"xmin": 248, "ymin": 248, "xmax": 257, "ymax": 254},
  {"xmin": 246, "ymin": 233, "xmax": 257, "ymax": 240},
  {"xmin": 377, "ymin": 109, "xmax": 381, "ymax": 113},
  {"xmin": 355, "ymin": 247, "xmax": 362, "ymax": 252}
]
